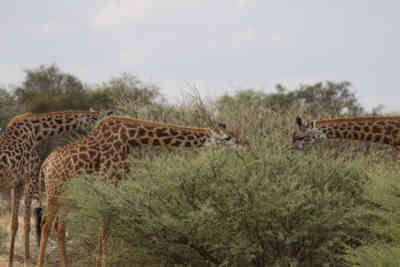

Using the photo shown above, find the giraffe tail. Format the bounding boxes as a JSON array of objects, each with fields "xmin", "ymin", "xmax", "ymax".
[
  {"xmin": 34, "ymin": 161, "xmax": 46, "ymax": 247},
  {"xmin": 34, "ymin": 207, "xmax": 43, "ymax": 247}
]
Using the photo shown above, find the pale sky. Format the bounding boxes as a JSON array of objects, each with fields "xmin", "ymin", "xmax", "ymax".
[{"xmin": 1, "ymin": 0, "xmax": 398, "ymax": 112}]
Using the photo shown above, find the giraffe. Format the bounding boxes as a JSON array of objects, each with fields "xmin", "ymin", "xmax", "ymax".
[
  {"xmin": 35, "ymin": 115, "xmax": 248, "ymax": 267},
  {"xmin": 0, "ymin": 110, "xmax": 110, "ymax": 267},
  {"xmin": 292, "ymin": 115, "xmax": 400, "ymax": 163}
]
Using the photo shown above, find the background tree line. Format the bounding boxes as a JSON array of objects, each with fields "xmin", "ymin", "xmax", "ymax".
[
  {"xmin": 0, "ymin": 64, "xmax": 375, "ymax": 131},
  {"xmin": 0, "ymin": 64, "xmax": 161, "ymax": 130}
]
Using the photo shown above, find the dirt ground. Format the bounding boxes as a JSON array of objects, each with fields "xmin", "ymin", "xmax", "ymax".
[{"xmin": 0, "ymin": 213, "xmax": 61, "ymax": 267}]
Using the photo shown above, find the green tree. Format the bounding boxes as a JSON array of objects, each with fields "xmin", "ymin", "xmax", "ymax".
[
  {"xmin": 217, "ymin": 89, "xmax": 268, "ymax": 107},
  {"xmin": 217, "ymin": 81, "xmax": 364, "ymax": 121},
  {"xmin": 0, "ymin": 86, "xmax": 18, "ymax": 129},
  {"xmin": 14, "ymin": 64, "xmax": 90, "ymax": 112},
  {"xmin": 13, "ymin": 65, "xmax": 162, "ymax": 115},
  {"xmin": 216, "ymin": 89, "xmax": 278, "ymax": 138},
  {"xmin": 289, "ymin": 81, "xmax": 364, "ymax": 117},
  {"xmin": 91, "ymin": 73, "xmax": 161, "ymax": 111}
]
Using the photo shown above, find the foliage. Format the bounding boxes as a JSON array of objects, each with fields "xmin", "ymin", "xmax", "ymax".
[
  {"xmin": 217, "ymin": 81, "xmax": 364, "ymax": 122},
  {"xmin": 0, "ymin": 87, "xmax": 18, "ymax": 129},
  {"xmin": 12, "ymin": 65, "xmax": 161, "ymax": 114},
  {"xmin": 14, "ymin": 64, "xmax": 90, "ymax": 112},
  {"xmin": 89, "ymin": 72, "xmax": 162, "ymax": 111},
  {"xmin": 287, "ymin": 81, "xmax": 364, "ymax": 117},
  {"xmin": 216, "ymin": 89, "xmax": 294, "ymax": 140},
  {"xmin": 346, "ymin": 160, "xmax": 400, "ymax": 267},
  {"xmin": 63, "ymin": 133, "xmax": 386, "ymax": 267}
]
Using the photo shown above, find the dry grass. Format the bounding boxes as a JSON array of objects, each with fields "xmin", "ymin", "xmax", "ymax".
[
  {"xmin": 0, "ymin": 210, "xmax": 63, "ymax": 267},
  {"xmin": 0, "ymin": 213, "xmax": 23, "ymax": 267}
]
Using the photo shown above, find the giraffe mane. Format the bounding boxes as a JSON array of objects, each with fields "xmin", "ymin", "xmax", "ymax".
[
  {"xmin": 7, "ymin": 110, "xmax": 100, "ymax": 127},
  {"xmin": 315, "ymin": 116, "xmax": 400, "ymax": 125},
  {"xmin": 7, "ymin": 112, "xmax": 33, "ymax": 127},
  {"xmin": 94, "ymin": 115, "xmax": 210, "ymax": 133}
]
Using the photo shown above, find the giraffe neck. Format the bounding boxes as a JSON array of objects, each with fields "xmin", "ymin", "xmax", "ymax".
[
  {"xmin": 91, "ymin": 116, "xmax": 213, "ymax": 148},
  {"xmin": 5, "ymin": 111, "xmax": 102, "ymax": 147},
  {"xmin": 315, "ymin": 116, "xmax": 400, "ymax": 146}
]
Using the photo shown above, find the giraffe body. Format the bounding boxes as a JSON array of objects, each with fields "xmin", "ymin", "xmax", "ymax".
[
  {"xmin": 37, "ymin": 115, "xmax": 247, "ymax": 267},
  {"xmin": 0, "ymin": 110, "xmax": 109, "ymax": 267},
  {"xmin": 292, "ymin": 116, "xmax": 400, "ymax": 161}
]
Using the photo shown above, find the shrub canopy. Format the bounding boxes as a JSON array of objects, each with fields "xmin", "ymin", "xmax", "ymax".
[{"xmin": 64, "ymin": 133, "xmax": 384, "ymax": 267}]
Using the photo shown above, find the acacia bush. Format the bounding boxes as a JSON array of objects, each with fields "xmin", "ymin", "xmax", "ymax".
[{"xmin": 62, "ymin": 131, "xmax": 388, "ymax": 267}]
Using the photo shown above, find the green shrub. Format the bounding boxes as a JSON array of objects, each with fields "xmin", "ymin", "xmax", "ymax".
[{"xmin": 63, "ymin": 133, "xmax": 386, "ymax": 267}]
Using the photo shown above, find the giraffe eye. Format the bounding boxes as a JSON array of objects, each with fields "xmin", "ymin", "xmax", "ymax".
[
  {"xmin": 294, "ymin": 136, "xmax": 306, "ymax": 141},
  {"xmin": 224, "ymin": 136, "xmax": 232, "ymax": 141}
]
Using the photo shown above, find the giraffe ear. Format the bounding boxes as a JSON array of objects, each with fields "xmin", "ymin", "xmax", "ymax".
[
  {"xmin": 296, "ymin": 116, "xmax": 302, "ymax": 128},
  {"xmin": 217, "ymin": 122, "xmax": 227, "ymax": 129}
]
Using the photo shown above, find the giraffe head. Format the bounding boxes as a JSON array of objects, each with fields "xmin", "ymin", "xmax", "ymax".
[
  {"xmin": 292, "ymin": 116, "xmax": 327, "ymax": 150},
  {"xmin": 205, "ymin": 123, "xmax": 249, "ymax": 148}
]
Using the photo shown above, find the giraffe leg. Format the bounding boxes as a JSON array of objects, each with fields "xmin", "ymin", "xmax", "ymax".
[
  {"xmin": 96, "ymin": 227, "xmax": 109, "ymax": 267},
  {"xmin": 56, "ymin": 208, "xmax": 69, "ymax": 267},
  {"xmin": 37, "ymin": 201, "xmax": 59, "ymax": 267},
  {"xmin": 23, "ymin": 185, "xmax": 32, "ymax": 267},
  {"xmin": 8, "ymin": 185, "xmax": 23, "ymax": 267}
]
